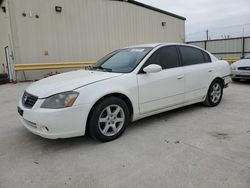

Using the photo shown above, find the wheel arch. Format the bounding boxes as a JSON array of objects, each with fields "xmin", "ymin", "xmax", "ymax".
[
  {"xmin": 213, "ymin": 77, "xmax": 224, "ymax": 85},
  {"xmin": 85, "ymin": 92, "xmax": 134, "ymax": 134},
  {"xmin": 205, "ymin": 77, "xmax": 224, "ymax": 97},
  {"xmin": 204, "ymin": 77, "xmax": 224, "ymax": 107},
  {"xmin": 210, "ymin": 70, "xmax": 225, "ymax": 86}
]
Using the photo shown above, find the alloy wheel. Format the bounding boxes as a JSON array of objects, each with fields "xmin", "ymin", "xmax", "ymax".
[
  {"xmin": 210, "ymin": 83, "xmax": 222, "ymax": 104},
  {"xmin": 98, "ymin": 105, "xmax": 125, "ymax": 137}
]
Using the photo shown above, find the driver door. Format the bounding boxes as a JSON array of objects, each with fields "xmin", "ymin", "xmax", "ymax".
[{"xmin": 137, "ymin": 46, "xmax": 185, "ymax": 114}]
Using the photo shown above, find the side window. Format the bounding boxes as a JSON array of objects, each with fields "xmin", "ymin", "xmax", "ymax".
[
  {"xmin": 143, "ymin": 46, "xmax": 179, "ymax": 70},
  {"xmin": 179, "ymin": 46, "xmax": 205, "ymax": 66},
  {"xmin": 203, "ymin": 51, "xmax": 211, "ymax": 63}
]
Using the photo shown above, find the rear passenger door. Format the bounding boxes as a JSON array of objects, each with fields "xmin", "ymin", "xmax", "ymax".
[
  {"xmin": 137, "ymin": 46, "xmax": 185, "ymax": 114},
  {"xmin": 178, "ymin": 46, "xmax": 214, "ymax": 102}
]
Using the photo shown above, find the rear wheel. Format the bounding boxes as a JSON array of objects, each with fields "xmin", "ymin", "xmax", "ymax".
[
  {"xmin": 88, "ymin": 96, "xmax": 130, "ymax": 142},
  {"xmin": 204, "ymin": 79, "xmax": 223, "ymax": 107}
]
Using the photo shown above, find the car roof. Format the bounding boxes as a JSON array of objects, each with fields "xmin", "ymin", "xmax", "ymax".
[
  {"xmin": 126, "ymin": 43, "xmax": 162, "ymax": 48},
  {"xmin": 124, "ymin": 43, "xmax": 218, "ymax": 61},
  {"xmin": 125, "ymin": 43, "xmax": 204, "ymax": 48}
]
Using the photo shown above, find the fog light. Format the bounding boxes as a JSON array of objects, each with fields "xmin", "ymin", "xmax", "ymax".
[
  {"xmin": 24, "ymin": 119, "xmax": 37, "ymax": 129},
  {"xmin": 41, "ymin": 126, "xmax": 49, "ymax": 132}
]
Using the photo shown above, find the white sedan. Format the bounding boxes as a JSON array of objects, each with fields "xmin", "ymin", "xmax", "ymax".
[
  {"xmin": 18, "ymin": 43, "xmax": 231, "ymax": 142},
  {"xmin": 231, "ymin": 54, "xmax": 250, "ymax": 81}
]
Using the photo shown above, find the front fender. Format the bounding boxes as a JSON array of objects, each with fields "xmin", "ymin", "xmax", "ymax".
[{"xmin": 74, "ymin": 73, "xmax": 140, "ymax": 120}]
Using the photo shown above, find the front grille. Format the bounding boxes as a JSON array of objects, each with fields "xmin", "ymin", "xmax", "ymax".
[
  {"xmin": 22, "ymin": 91, "xmax": 38, "ymax": 108},
  {"xmin": 238, "ymin": 67, "xmax": 250, "ymax": 71}
]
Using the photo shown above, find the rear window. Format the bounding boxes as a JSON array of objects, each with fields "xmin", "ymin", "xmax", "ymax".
[
  {"xmin": 179, "ymin": 46, "xmax": 206, "ymax": 66},
  {"xmin": 203, "ymin": 51, "xmax": 211, "ymax": 63}
]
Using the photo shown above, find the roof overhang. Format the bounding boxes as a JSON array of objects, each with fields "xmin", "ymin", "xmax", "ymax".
[{"xmin": 114, "ymin": 0, "xmax": 186, "ymax": 21}]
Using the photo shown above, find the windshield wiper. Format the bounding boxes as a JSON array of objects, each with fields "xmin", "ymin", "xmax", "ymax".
[{"xmin": 90, "ymin": 66, "xmax": 113, "ymax": 72}]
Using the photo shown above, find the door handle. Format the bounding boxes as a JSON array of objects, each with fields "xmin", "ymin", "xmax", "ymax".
[
  {"xmin": 208, "ymin": 70, "xmax": 213, "ymax": 72},
  {"xmin": 177, "ymin": 75, "xmax": 184, "ymax": 80}
]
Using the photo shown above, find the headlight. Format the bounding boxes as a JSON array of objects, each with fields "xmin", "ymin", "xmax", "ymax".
[
  {"xmin": 231, "ymin": 64, "xmax": 236, "ymax": 70},
  {"xmin": 41, "ymin": 91, "xmax": 79, "ymax": 109}
]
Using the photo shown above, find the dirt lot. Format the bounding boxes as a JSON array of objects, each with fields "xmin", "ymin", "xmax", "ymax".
[{"xmin": 0, "ymin": 82, "xmax": 250, "ymax": 188}]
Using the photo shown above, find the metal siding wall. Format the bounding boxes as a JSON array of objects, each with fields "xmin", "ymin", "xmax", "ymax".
[
  {"xmin": 206, "ymin": 39, "xmax": 242, "ymax": 53},
  {"xmin": 245, "ymin": 38, "xmax": 250, "ymax": 52},
  {"xmin": 214, "ymin": 54, "xmax": 239, "ymax": 59},
  {"xmin": 0, "ymin": 0, "xmax": 9, "ymax": 73},
  {"xmin": 189, "ymin": 42, "xmax": 205, "ymax": 49},
  {"xmin": 188, "ymin": 37, "xmax": 250, "ymax": 59},
  {"xmin": 9, "ymin": 0, "xmax": 185, "ymax": 80},
  {"xmin": 245, "ymin": 37, "xmax": 250, "ymax": 56}
]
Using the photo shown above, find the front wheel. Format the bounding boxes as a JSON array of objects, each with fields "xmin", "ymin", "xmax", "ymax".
[
  {"xmin": 88, "ymin": 96, "xmax": 130, "ymax": 142},
  {"xmin": 204, "ymin": 79, "xmax": 223, "ymax": 107}
]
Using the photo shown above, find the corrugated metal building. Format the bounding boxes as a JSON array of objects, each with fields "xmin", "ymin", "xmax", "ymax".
[
  {"xmin": 187, "ymin": 37, "xmax": 250, "ymax": 59},
  {"xmin": 0, "ymin": 0, "xmax": 185, "ymax": 81}
]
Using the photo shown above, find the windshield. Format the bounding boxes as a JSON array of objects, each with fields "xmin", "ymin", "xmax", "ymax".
[{"xmin": 90, "ymin": 47, "xmax": 153, "ymax": 73}]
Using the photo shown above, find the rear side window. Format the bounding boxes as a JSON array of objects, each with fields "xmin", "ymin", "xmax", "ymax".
[
  {"xmin": 203, "ymin": 51, "xmax": 211, "ymax": 63},
  {"xmin": 179, "ymin": 46, "xmax": 206, "ymax": 66},
  {"xmin": 143, "ymin": 46, "xmax": 179, "ymax": 70}
]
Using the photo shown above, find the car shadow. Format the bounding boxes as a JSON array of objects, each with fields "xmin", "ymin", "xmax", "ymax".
[
  {"xmin": 17, "ymin": 103, "xmax": 207, "ymax": 152},
  {"xmin": 21, "ymin": 129, "xmax": 97, "ymax": 150},
  {"xmin": 126, "ymin": 103, "xmax": 203, "ymax": 133},
  {"xmin": 232, "ymin": 80, "xmax": 250, "ymax": 85}
]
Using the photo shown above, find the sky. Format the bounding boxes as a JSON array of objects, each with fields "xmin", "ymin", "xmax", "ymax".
[{"xmin": 138, "ymin": 0, "xmax": 250, "ymax": 41}]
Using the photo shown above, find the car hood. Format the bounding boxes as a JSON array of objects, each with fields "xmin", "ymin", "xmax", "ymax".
[
  {"xmin": 233, "ymin": 59, "xmax": 250, "ymax": 67},
  {"xmin": 26, "ymin": 70, "xmax": 122, "ymax": 98}
]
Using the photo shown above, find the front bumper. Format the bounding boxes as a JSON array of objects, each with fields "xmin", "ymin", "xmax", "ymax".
[
  {"xmin": 18, "ymin": 99, "xmax": 92, "ymax": 139},
  {"xmin": 232, "ymin": 70, "xmax": 250, "ymax": 79}
]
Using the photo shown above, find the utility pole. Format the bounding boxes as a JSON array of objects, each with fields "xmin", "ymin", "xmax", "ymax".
[{"xmin": 205, "ymin": 30, "xmax": 209, "ymax": 41}]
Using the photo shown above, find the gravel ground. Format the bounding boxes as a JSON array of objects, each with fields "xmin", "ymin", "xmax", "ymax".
[{"xmin": 0, "ymin": 81, "xmax": 249, "ymax": 188}]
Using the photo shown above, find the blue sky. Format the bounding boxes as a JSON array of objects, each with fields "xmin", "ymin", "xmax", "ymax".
[{"xmin": 138, "ymin": 0, "xmax": 250, "ymax": 41}]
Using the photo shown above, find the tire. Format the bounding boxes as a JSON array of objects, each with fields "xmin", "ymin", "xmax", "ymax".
[
  {"xmin": 88, "ymin": 96, "xmax": 130, "ymax": 142},
  {"xmin": 204, "ymin": 79, "xmax": 223, "ymax": 107},
  {"xmin": 232, "ymin": 78, "xmax": 240, "ymax": 82}
]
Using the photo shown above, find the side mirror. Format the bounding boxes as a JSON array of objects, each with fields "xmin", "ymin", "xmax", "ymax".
[{"xmin": 143, "ymin": 64, "xmax": 162, "ymax": 74}]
